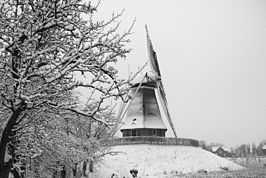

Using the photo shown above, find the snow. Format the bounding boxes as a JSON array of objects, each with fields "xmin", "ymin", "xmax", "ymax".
[
  {"xmin": 211, "ymin": 146, "xmax": 220, "ymax": 152},
  {"xmin": 221, "ymin": 147, "xmax": 231, "ymax": 152},
  {"xmin": 4, "ymin": 147, "xmax": 11, "ymax": 163},
  {"xmin": 92, "ymin": 144, "xmax": 244, "ymax": 178},
  {"xmin": 262, "ymin": 145, "xmax": 266, "ymax": 149},
  {"xmin": 211, "ymin": 146, "xmax": 231, "ymax": 152}
]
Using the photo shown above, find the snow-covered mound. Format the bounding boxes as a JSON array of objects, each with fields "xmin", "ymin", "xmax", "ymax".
[{"xmin": 92, "ymin": 144, "xmax": 244, "ymax": 178}]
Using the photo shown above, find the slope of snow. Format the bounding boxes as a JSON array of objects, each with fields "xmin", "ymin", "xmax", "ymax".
[{"xmin": 92, "ymin": 144, "xmax": 243, "ymax": 178}]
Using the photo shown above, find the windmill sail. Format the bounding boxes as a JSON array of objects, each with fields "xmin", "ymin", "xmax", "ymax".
[
  {"xmin": 145, "ymin": 25, "xmax": 178, "ymax": 138},
  {"xmin": 145, "ymin": 25, "xmax": 161, "ymax": 77}
]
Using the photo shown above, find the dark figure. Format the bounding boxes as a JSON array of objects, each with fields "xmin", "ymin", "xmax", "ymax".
[
  {"xmin": 130, "ymin": 169, "xmax": 138, "ymax": 177},
  {"xmin": 111, "ymin": 173, "xmax": 117, "ymax": 178}
]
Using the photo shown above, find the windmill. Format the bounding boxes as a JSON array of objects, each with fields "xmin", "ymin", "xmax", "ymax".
[{"xmin": 117, "ymin": 26, "xmax": 177, "ymax": 138}]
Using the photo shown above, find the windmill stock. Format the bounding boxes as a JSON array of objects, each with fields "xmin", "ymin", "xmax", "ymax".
[{"xmin": 145, "ymin": 25, "xmax": 178, "ymax": 138}]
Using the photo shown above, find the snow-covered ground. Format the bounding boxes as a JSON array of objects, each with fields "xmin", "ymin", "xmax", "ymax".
[{"xmin": 92, "ymin": 144, "xmax": 244, "ymax": 178}]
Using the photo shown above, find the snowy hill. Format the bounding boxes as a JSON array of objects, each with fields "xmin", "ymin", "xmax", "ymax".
[{"xmin": 92, "ymin": 144, "xmax": 243, "ymax": 178}]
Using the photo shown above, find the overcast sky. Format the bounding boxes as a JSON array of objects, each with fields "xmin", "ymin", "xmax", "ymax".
[{"xmin": 92, "ymin": 0, "xmax": 266, "ymax": 147}]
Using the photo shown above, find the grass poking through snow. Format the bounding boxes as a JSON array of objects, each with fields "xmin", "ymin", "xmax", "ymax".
[{"xmin": 172, "ymin": 156, "xmax": 266, "ymax": 178}]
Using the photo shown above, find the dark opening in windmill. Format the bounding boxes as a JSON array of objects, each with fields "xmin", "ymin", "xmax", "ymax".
[{"xmin": 132, "ymin": 118, "xmax": 137, "ymax": 125}]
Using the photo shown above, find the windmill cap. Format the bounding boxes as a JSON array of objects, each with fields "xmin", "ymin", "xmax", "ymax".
[{"xmin": 130, "ymin": 72, "xmax": 159, "ymax": 88}]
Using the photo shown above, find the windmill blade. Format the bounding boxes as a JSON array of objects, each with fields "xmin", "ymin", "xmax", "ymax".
[
  {"xmin": 145, "ymin": 25, "xmax": 161, "ymax": 77},
  {"xmin": 157, "ymin": 81, "xmax": 178, "ymax": 138},
  {"xmin": 145, "ymin": 25, "xmax": 177, "ymax": 137}
]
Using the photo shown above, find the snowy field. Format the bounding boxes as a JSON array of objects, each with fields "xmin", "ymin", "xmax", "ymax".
[{"xmin": 91, "ymin": 144, "xmax": 243, "ymax": 178}]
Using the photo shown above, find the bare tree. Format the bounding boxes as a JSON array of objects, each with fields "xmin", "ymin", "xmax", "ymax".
[{"xmin": 0, "ymin": 0, "xmax": 135, "ymax": 177}]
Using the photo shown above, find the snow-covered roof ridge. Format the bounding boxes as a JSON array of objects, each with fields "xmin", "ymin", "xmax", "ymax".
[
  {"xmin": 211, "ymin": 146, "xmax": 231, "ymax": 152},
  {"xmin": 211, "ymin": 146, "xmax": 220, "ymax": 152}
]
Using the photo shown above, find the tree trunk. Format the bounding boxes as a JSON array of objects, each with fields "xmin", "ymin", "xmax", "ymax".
[
  {"xmin": 0, "ymin": 160, "xmax": 12, "ymax": 178},
  {"xmin": 33, "ymin": 158, "xmax": 40, "ymax": 178},
  {"xmin": 72, "ymin": 163, "xmax": 78, "ymax": 176},
  {"xmin": 0, "ymin": 107, "xmax": 24, "ymax": 178},
  {"xmin": 10, "ymin": 168, "xmax": 21, "ymax": 178},
  {"xmin": 60, "ymin": 165, "xmax": 66, "ymax": 178},
  {"xmin": 82, "ymin": 161, "xmax": 87, "ymax": 176},
  {"xmin": 89, "ymin": 160, "xmax": 93, "ymax": 173}
]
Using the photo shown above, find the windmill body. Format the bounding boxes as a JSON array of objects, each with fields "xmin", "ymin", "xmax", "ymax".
[{"xmin": 120, "ymin": 78, "xmax": 167, "ymax": 137}]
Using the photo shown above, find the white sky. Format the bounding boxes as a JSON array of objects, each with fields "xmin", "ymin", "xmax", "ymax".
[{"xmin": 89, "ymin": 0, "xmax": 266, "ymax": 147}]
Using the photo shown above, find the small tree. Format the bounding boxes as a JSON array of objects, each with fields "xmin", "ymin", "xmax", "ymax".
[
  {"xmin": 199, "ymin": 140, "xmax": 211, "ymax": 152},
  {"xmin": 0, "ymin": 0, "xmax": 135, "ymax": 177},
  {"xmin": 251, "ymin": 142, "xmax": 257, "ymax": 156}
]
